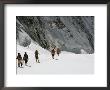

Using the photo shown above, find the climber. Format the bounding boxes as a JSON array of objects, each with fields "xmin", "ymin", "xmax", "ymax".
[
  {"xmin": 16, "ymin": 53, "xmax": 23, "ymax": 67},
  {"xmin": 56, "ymin": 48, "xmax": 61, "ymax": 56},
  {"xmin": 23, "ymin": 52, "xmax": 28, "ymax": 66},
  {"xmin": 35, "ymin": 50, "xmax": 40, "ymax": 63},
  {"xmin": 51, "ymin": 48, "xmax": 56, "ymax": 59}
]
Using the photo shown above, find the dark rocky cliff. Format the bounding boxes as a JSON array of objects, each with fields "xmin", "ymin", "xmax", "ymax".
[{"xmin": 16, "ymin": 16, "xmax": 94, "ymax": 54}]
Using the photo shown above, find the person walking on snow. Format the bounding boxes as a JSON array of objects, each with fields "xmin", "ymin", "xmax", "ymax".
[
  {"xmin": 16, "ymin": 53, "xmax": 23, "ymax": 67},
  {"xmin": 56, "ymin": 48, "xmax": 61, "ymax": 56},
  {"xmin": 35, "ymin": 50, "xmax": 40, "ymax": 63},
  {"xmin": 51, "ymin": 48, "xmax": 55, "ymax": 59},
  {"xmin": 23, "ymin": 52, "xmax": 28, "ymax": 66}
]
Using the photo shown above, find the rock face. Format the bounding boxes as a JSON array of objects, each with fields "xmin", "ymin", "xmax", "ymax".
[
  {"xmin": 16, "ymin": 16, "xmax": 94, "ymax": 54},
  {"xmin": 16, "ymin": 19, "xmax": 31, "ymax": 47}
]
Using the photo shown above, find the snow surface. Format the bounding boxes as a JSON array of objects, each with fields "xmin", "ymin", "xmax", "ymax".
[{"xmin": 17, "ymin": 41, "xmax": 94, "ymax": 74}]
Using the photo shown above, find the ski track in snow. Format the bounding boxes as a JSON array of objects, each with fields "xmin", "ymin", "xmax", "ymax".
[{"xmin": 17, "ymin": 41, "xmax": 94, "ymax": 74}]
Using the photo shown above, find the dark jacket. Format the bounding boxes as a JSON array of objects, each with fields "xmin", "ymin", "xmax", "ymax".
[
  {"xmin": 23, "ymin": 53, "xmax": 28, "ymax": 60},
  {"xmin": 35, "ymin": 50, "xmax": 39, "ymax": 59},
  {"xmin": 51, "ymin": 49, "xmax": 55, "ymax": 54},
  {"xmin": 16, "ymin": 55, "xmax": 22, "ymax": 61}
]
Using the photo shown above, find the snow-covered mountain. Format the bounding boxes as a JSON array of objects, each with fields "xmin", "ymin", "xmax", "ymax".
[{"xmin": 16, "ymin": 16, "xmax": 94, "ymax": 54}]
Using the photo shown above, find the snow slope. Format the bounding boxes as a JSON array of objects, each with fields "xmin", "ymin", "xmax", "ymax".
[{"xmin": 17, "ymin": 41, "xmax": 94, "ymax": 74}]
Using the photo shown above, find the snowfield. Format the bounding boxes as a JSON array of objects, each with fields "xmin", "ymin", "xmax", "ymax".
[{"xmin": 17, "ymin": 41, "xmax": 94, "ymax": 74}]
